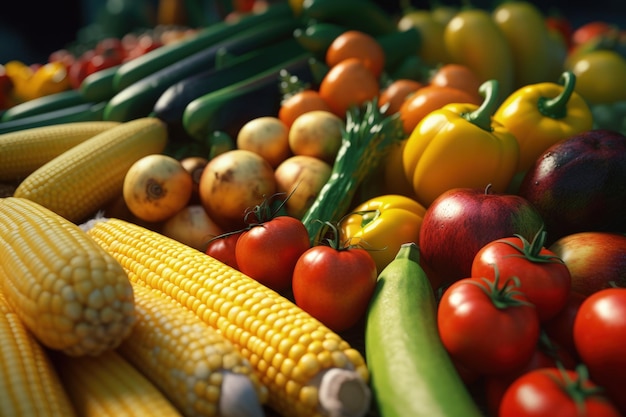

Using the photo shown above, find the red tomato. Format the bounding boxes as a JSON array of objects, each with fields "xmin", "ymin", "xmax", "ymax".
[
  {"xmin": 292, "ymin": 244, "xmax": 377, "ymax": 332},
  {"xmin": 85, "ymin": 49, "xmax": 124, "ymax": 76},
  {"xmin": 68, "ymin": 50, "xmax": 96, "ymax": 89},
  {"xmin": 235, "ymin": 216, "xmax": 310, "ymax": 292},
  {"xmin": 571, "ymin": 21, "xmax": 618, "ymax": 48},
  {"xmin": 545, "ymin": 15, "xmax": 573, "ymax": 49},
  {"xmin": 483, "ymin": 337, "xmax": 578, "ymax": 416},
  {"xmin": 437, "ymin": 276, "xmax": 541, "ymax": 375},
  {"xmin": 205, "ymin": 231, "xmax": 243, "ymax": 270},
  {"xmin": 573, "ymin": 287, "xmax": 626, "ymax": 412},
  {"xmin": 471, "ymin": 230, "xmax": 571, "ymax": 322},
  {"xmin": 499, "ymin": 367, "xmax": 623, "ymax": 417},
  {"xmin": 541, "ymin": 290, "xmax": 586, "ymax": 360},
  {"xmin": 0, "ymin": 69, "xmax": 14, "ymax": 110}
]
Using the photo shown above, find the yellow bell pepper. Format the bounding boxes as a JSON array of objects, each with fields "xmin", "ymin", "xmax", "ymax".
[
  {"xmin": 402, "ymin": 80, "xmax": 519, "ymax": 208},
  {"xmin": 340, "ymin": 194, "xmax": 426, "ymax": 273},
  {"xmin": 443, "ymin": 7, "xmax": 515, "ymax": 100},
  {"xmin": 494, "ymin": 71, "xmax": 593, "ymax": 174},
  {"xmin": 3, "ymin": 60, "xmax": 34, "ymax": 104},
  {"xmin": 382, "ymin": 138, "xmax": 418, "ymax": 199},
  {"xmin": 27, "ymin": 62, "xmax": 71, "ymax": 101}
]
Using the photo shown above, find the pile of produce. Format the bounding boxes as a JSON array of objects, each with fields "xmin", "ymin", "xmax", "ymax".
[{"xmin": 1, "ymin": 0, "xmax": 625, "ymax": 416}]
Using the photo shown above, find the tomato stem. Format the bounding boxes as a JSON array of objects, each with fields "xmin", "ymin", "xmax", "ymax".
[
  {"xmin": 557, "ymin": 364, "xmax": 608, "ymax": 414},
  {"xmin": 474, "ymin": 264, "xmax": 535, "ymax": 309},
  {"xmin": 498, "ymin": 226, "xmax": 565, "ymax": 264}
]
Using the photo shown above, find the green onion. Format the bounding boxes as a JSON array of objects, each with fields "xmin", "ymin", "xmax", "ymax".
[{"xmin": 301, "ymin": 99, "xmax": 405, "ymax": 244}]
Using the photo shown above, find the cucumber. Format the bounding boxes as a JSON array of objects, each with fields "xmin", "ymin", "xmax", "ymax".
[
  {"xmin": 113, "ymin": 2, "xmax": 294, "ymax": 91},
  {"xmin": 79, "ymin": 65, "xmax": 121, "ymax": 103},
  {"xmin": 300, "ymin": 0, "xmax": 397, "ymax": 37},
  {"xmin": 153, "ymin": 37, "xmax": 307, "ymax": 125},
  {"xmin": 104, "ymin": 19, "xmax": 300, "ymax": 122},
  {"xmin": 182, "ymin": 53, "xmax": 314, "ymax": 140},
  {"xmin": 0, "ymin": 102, "xmax": 106, "ymax": 134},
  {"xmin": 365, "ymin": 243, "xmax": 483, "ymax": 417},
  {"xmin": 0, "ymin": 89, "xmax": 87, "ymax": 122}
]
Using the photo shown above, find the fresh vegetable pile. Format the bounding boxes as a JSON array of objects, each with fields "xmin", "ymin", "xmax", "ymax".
[{"xmin": 1, "ymin": 0, "xmax": 626, "ymax": 416}]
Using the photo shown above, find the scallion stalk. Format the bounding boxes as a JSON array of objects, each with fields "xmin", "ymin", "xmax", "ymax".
[{"xmin": 301, "ymin": 100, "xmax": 404, "ymax": 244}]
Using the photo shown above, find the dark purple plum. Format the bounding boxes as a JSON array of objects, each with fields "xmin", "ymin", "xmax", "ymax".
[{"xmin": 518, "ymin": 129, "xmax": 626, "ymax": 244}]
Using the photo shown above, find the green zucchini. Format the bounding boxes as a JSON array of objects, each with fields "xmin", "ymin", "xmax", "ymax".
[
  {"xmin": 376, "ymin": 27, "xmax": 422, "ymax": 74},
  {"xmin": 104, "ymin": 19, "xmax": 299, "ymax": 122},
  {"xmin": 153, "ymin": 37, "xmax": 307, "ymax": 125},
  {"xmin": 293, "ymin": 23, "xmax": 423, "ymax": 75},
  {"xmin": 79, "ymin": 65, "xmax": 121, "ymax": 103},
  {"xmin": 365, "ymin": 243, "xmax": 483, "ymax": 417},
  {"xmin": 0, "ymin": 89, "xmax": 87, "ymax": 122},
  {"xmin": 293, "ymin": 22, "xmax": 348, "ymax": 56},
  {"xmin": 112, "ymin": 2, "xmax": 295, "ymax": 91},
  {"xmin": 300, "ymin": 0, "xmax": 397, "ymax": 37},
  {"xmin": 182, "ymin": 52, "xmax": 314, "ymax": 140},
  {"xmin": 0, "ymin": 102, "xmax": 106, "ymax": 135}
]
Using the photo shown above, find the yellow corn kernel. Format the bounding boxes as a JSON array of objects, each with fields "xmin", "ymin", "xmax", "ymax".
[
  {"xmin": 118, "ymin": 281, "xmax": 268, "ymax": 417},
  {"xmin": 0, "ymin": 290, "xmax": 77, "ymax": 417},
  {"xmin": 0, "ymin": 197, "xmax": 135, "ymax": 356},
  {"xmin": 84, "ymin": 217, "xmax": 371, "ymax": 417},
  {"xmin": 13, "ymin": 117, "xmax": 167, "ymax": 223},
  {"xmin": 51, "ymin": 349, "xmax": 184, "ymax": 417},
  {"xmin": 0, "ymin": 121, "xmax": 120, "ymax": 182}
]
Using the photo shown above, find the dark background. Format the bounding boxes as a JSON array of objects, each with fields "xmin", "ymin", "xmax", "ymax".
[{"xmin": 1, "ymin": 0, "xmax": 625, "ymax": 65}]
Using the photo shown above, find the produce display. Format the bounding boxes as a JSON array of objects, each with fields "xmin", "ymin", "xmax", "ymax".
[{"xmin": 1, "ymin": 0, "xmax": 626, "ymax": 416}]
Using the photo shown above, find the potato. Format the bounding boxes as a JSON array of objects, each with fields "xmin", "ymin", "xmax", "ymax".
[
  {"xmin": 288, "ymin": 110, "xmax": 344, "ymax": 164},
  {"xmin": 274, "ymin": 155, "xmax": 332, "ymax": 219},
  {"xmin": 236, "ymin": 116, "xmax": 291, "ymax": 168},
  {"xmin": 199, "ymin": 149, "xmax": 276, "ymax": 231}
]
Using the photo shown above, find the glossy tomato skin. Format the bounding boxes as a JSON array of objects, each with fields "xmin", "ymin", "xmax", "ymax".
[
  {"xmin": 483, "ymin": 341, "xmax": 578, "ymax": 416},
  {"xmin": 499, "ymin": 367, "xmax": 623, "ymax": 417},
  {"xmin": 471, "ymin": 236, "xmax": 571, "ymax": 322},
  {"xmin": 205, "ymin": 231, "xmax": 242, "ymax": 270},
  {"xmin": 235, "ymin": 216, "xmax": 310, "ymax": 292},
  {"xmin": 574, "ymin": 288, "xmax": 626, "ymax": 413},
  {"xmin": 292, "ymin": 245, "xmax": 377, "ymax": 332},
  {"xmin": 542, "ymin": 290, "xmax": 586, "ymax": 360},
  {"xmin": 437, "ymin": 277, "xmax": 541, "ymax": 376}
]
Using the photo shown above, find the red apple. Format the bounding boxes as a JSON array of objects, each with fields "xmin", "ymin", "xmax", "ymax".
[
  {"xmin": 518, "ymin": 129, "xmax": 626, "ymax": 244},
  {"xmin": 548, "ymin": 231, "xmax": 626, "ymax": 296},
  {"xmin": 419, "ymin": 185, "xmax": 545, "ymax": 287}
]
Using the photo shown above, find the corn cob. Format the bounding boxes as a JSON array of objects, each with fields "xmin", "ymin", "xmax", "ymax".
[
  {"xmin": 0, "ymin": 290, "xmax": 77, "ymax": 417},
  {"xmin": 83, "ymin": 217, "xmax": 372, "ymax": 417},
  {"xmin": 13, "ymin": 117, "xmax": 167, "ymax": 223},
  {"xmin": 0, "ymin": 197, "xmax": 135, "ymax": 356},
  {"xmin": 0, "ymin": 121, "xmax": 120, "ymax": 182},
  {"xmin": 51, "ymin": 349, "xmax": 185, "ymax": 417},
  {"xmin": 118, "ymin": 281, "xmax": 268, "ymax": 417}
]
